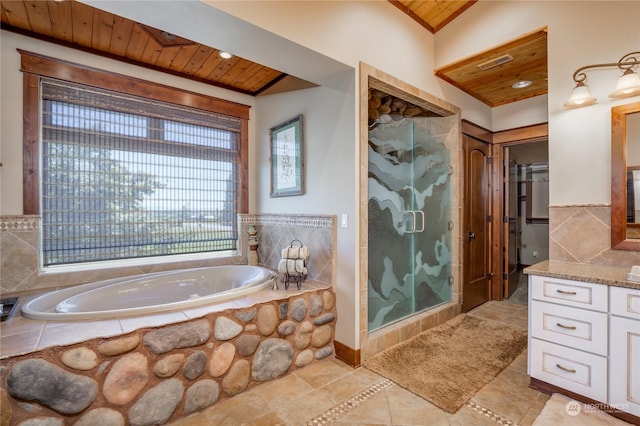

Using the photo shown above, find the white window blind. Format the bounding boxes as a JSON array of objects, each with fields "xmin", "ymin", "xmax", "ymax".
[{"xmin": 41, "ymin": 79, "xmax": 240, "ymax": 266}]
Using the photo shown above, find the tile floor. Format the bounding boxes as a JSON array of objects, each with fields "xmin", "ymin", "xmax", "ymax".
[
  {"xmin": 169, "ymin": 300, "xmax": 549, "ymax": 426},
  {"xmin": 171, "ymin": 298, "xmax": 630, "ymax": 425}
]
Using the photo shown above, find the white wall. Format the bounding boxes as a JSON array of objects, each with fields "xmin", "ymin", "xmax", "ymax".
[
  {"xmin": 436, "ymin": 0, "xmax": 640, "ymax": 205},
  {"xmin": 253, "ymin": 76, "xmax": 357, "ymax": 346}
]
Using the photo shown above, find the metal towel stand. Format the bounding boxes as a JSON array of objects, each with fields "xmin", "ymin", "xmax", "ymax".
[{"xmin": 283, "ymin": 239, "xmax": 307, "ymax": 290}]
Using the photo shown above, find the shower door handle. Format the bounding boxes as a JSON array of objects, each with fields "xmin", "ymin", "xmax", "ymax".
[
  {"xmin": 415, "ymin": 210, "xmax": 425, "ymax": 233},
  {"xmin": 403, "ymin": 211, "xmax": 425, "ymax": 233}
]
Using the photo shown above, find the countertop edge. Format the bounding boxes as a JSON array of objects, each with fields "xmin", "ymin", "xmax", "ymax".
[{"xmin": 523, "ymin": 260, "xmax": 640, "ymax": 290}]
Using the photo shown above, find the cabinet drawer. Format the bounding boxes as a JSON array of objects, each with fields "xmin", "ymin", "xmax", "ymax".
[
  {"xmin": 529, "ymin": 338, "xmax": 607, "ymax": 403},
  {"xmin": 531, "ymin": 301, "xmax": 607, "ymax": 355},
  {"xmin": 611, "ymin": 286, "xmax": 640, "ymax": 320},
  {"xmin": 530, "ymin": 275, "xmax": 607, "ymax": 312}
]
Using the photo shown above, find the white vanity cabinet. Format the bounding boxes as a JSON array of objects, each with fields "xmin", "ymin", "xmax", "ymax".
[
  {"xmin": 528, "ymin": 274, "xmax": 640, "ymax": 419},
  {"xmin": 528, "ymin": 275, "xmax": 608, "ymax": 402},
  {"xmin": 609, "ymin": 286, "xmax": 640, "ymax": 417}
]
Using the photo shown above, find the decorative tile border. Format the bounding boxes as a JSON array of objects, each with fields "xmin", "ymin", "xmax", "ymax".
[
  {"xmin": 303, "ymin": 379, "xmax": 520, "ymax": 426},
  {"xmin": 0, "ymin": 215, "xmax": 40, "ymax": 232},
  {"xmin": 240, "ymin": 213, "xmax": 334, "ymax": 229},
  {"xmin": 303, "ymin": 378, "xmax": 394, "ymax": 425},
  {"xmin": 467, "ymin": 400, "xmax": 518, "ymax": 425}
]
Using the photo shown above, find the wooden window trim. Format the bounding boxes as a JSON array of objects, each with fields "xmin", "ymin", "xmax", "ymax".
[{"xmin": 20, "ymin": 49, "xmax": 249, "ymax": 215}]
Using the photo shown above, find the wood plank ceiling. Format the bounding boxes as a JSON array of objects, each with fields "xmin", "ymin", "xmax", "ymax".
[
  {"xmin": 0, "ymin": 0, "xmax": 548, "ymax": 106},
  {"xmin": 391, "ymin": 0, "xmax": 548, "ymax": 107},
  {"xmin": 0, "ymin": 0, "xmax": 292, "ymax": 96}
]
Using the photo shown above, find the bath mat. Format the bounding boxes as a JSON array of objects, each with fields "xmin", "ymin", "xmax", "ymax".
[{"xmin": 363, "ymin": 314, "xmax": 527, "ymax": 413}]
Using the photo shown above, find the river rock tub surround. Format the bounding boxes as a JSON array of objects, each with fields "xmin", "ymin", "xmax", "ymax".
[{"xmin": 0, "ymin": 287, "xmax": 336, "ymax": 425}]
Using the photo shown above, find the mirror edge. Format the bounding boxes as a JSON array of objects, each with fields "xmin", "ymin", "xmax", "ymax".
[{"xmin": 611, "ymin": 101, "xmax": 640, "ymax": 251}]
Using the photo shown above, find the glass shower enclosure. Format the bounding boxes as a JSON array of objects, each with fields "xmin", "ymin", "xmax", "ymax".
[{"xmin": 368, "ymin": 115, "xmax": 455, "ymax": 332}]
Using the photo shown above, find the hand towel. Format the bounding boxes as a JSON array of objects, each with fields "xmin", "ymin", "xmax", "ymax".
[
  {"xmin": 281, "ymin": 246, "xmax": 309, "ymax": 260},
  {"xmin": 278, "ymin": 259, "xmax": 307, "ymax": 274}
]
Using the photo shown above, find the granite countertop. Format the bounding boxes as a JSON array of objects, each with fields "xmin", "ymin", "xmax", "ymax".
[{"xmin": 524, "ymin": 260, "xmax": 640, "ymax": 290}]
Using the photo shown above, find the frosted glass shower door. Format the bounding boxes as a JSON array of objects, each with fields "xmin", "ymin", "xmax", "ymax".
[{"xmin": 368, "ymin": 116, "xmax": 454, "ymax": 332}]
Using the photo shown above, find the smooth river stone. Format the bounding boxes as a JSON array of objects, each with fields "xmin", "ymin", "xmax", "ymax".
[
  {"xmin": 294, "ymin": 321, "xmax": 313, "ymax": 350},
  {"xmin": 60, "ymin": 347, "xmax": 98, "ymax": 371},
  {"xmin": 214, "ymin": 316, "xmax": 243, "ymax": 340},
  {"xmin": 7, "ymin": 359, "xmax": 97, "ymax": 415},
  {"xmin": 103, "ymin": 353, "xmax": 149, "ymax": 405},
  {"xmin": 209, "ymin": 342, "xmax": 235, "ymax": 377},
  {"xmin": 257, "ymin": 305, "xmax": 278, "ymax": 336},
  {"xmin": 311, "ymin": 325, "xmax": 332, "ymax": 348},
  {"xmin": 128, "ymin": 378, "xmax": 183, "ymax": 426},
  {"xmin": 74, "ymin": 408, "xmax": 125, "ymax": 426},
  {"xmin": 143, "ymin": 319, "xmax": 210, "ymax": 354},
  {"xmin": 309, "ymin": 294, "xmax": 323, "ymax": 316},
  {"xmin": 184, "ymin": 379, "xmax": 220, "ymax": 414},
  {"xmin": 153, "ymin": 354, "xmax": 185, "ymax": 378},
  {"xmin": 322, "ymin": 290, "xmax": 334, "ymax": 310},
  {"xmin": 98, "ymin": 335, "xmax": 140, "ymax": 356},
  {"xmin": 290, "ymin": 298, "xmax": 307, "ymax": 322},
  {"xmin": 222, "ymin": 359, "xmax": 251, "ymax": 396},
  {"xmin": 183, "ymin": 350, "xmax": 207, "ymax": 380},
  {"xmin": 251, "ymin": 338, "xmax": 293, "ymax": 381},
  {"xmin": 295, "ymin": 349, "xmax": 314, "ymax": 367}
]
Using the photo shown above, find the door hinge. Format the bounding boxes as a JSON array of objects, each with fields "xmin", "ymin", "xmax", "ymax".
[
  {"xmin": 487, "ymin": 215, "xmax": 492, "ymax": 222},
  {"xmin": 503, "ymin": 273, "xmax": 509, "ymax": 280},
  {"xmin": 487, "ymin": 156, "xmax": 493, "ymax": 164},
  {"xmin": 503, "ymin": 216, "xmax": 509, "ymax": 223}
]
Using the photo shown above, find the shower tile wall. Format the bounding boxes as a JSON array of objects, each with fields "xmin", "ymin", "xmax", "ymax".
[{"xmin": 0, "ymin": 214, "xmax": 334, "ymax": 296}]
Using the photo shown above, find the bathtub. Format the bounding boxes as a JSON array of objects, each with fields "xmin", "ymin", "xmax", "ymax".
[{"xmin": 21, "ymin": 265, "xmax": 277, "ymax": 321}]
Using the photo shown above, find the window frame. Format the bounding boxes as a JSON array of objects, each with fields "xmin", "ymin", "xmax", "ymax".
[{"xmin": 21, "ymin": 50, "xmax": 250, "ymax": 264}]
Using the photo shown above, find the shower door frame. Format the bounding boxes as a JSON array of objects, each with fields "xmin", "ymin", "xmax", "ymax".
[{"xmin": 359, "ymin": 63, "xmax": 462, "ymax": 363}]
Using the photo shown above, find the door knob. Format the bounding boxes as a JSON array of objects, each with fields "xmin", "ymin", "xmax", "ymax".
[{"xmin": 468, "ymin": 231, "xmax": 476, "ymax": 241}]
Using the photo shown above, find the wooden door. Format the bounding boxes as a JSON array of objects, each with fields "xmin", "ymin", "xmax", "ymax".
[{"xmin": 463, "ymin": 135, "xmax": 491, "ymax": 312}]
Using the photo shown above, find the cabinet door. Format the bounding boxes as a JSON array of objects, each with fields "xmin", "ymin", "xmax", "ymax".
[{"xmin": 610, "ymin": 316, "xmax": 640, "ymax": 416}]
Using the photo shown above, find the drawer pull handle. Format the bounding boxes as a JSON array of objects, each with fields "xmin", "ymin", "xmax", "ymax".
[
  {"xmin": 556, "ymin": 289, "xmax": 577, "ymax": 295},
  {"xmin": 556, "ymin": 322, "xmax": 577, "ymax": 330},
  {"xmin": 556, "ymin": 363, "xmax": 577, "ymax": 374}
]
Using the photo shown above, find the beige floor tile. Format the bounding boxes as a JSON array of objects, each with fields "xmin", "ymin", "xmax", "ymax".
[
  {"xmin": 313, "ymin": 371, "xmax": 387, "ymax": 405},
  {"xmin": 254, "ymin": 372, "xmax": 316, "ymax": 408},
  {"xmin": 449, "ymin": 405, "xmax": 504, "ymax": 426},
  {"xmin": 336, "ymin": 391, "xmax": 392, "ymax": 425},
  {"xmin": 271, "ymin": 387, "xmax": 337, "ymax": 425},
  {"xmin": 294, "ymin": 357, "xmax": 354, "ymax": 389},
  {"xmin": 202, "ymin": 390, "xmax": 270, "ymax": 425},
  {"xmin": 471, "ymin": 380, "xmax": 531, "ymax": 422},
  {"xmin": 385, "ymin": 386, "xmax": 451, "ymax": 425}
]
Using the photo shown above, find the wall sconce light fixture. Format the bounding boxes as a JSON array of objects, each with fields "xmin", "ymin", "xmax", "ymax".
[{"xmin": 565, "ymin": 51, "xmax": 640, "ymax": 108}]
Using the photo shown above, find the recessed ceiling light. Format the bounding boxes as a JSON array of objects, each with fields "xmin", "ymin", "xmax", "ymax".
[
  {"xmin": 512, "ymin": 80, "xmax": 532, "ymax": 89},
  {"xmin": 219, "ymin": 51, "xmax": 233, "ymax": 59}
]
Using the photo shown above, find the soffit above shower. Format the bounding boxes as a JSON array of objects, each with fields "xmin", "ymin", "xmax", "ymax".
[
  {"xmin": 391, "ymin": 0, "xmax": 548, "ymax": 107},
  {"xmin": 434, "ymin": 29, "xmax": 548, "ymax": 108},
  {"xmin": 0, "ymin": 0, "xmax": 317, "ymax": 96}
]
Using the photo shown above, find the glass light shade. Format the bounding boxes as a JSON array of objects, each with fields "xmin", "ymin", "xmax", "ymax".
[
  {"xmin": 609, "ymin": 69, "xmax": 640, "ymax": 98},
  {"xmin": 564, "ymin": 82, "xmax": 597, "ymax": 108}
]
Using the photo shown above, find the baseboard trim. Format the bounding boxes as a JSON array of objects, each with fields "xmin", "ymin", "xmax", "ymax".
[
  {"xmin": 529, "ymin": 377, "xmax": 640, "ymax": 425},
  {"xmin": 334, "ymin": 340, "xmax": 360, "ymax": 368}
]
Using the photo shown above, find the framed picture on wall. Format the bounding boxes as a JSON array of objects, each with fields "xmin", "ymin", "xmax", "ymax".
[{"xmin": 270, "ymin": 114, "xmax": 305, "ymax": 197}]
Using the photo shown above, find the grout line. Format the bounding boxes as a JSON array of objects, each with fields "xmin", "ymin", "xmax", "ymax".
[
  {"xmin": 301, "ymin": 378, "xmax": 394, "ymax": 425},
  {"xmin": 467, "ymin": 400, "xmax": 519, "ymax": 426}
]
